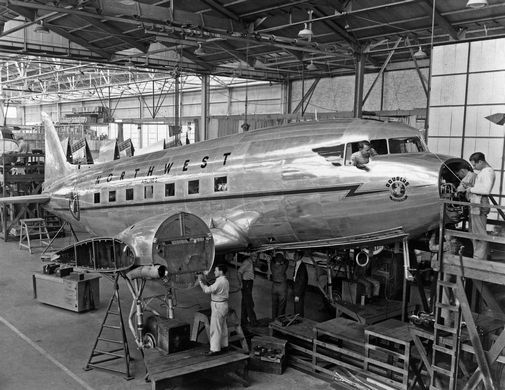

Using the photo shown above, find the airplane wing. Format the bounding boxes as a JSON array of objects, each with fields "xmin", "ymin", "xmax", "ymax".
[
  {"xmin": 0, "ymin": 194, "xmax": 51, "ymax": 204},
  {"xmin": 258, "ymin": 227, "xmax": 407, "ymax": 251}
]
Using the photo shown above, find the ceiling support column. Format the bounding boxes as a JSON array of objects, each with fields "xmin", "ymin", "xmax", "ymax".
[
  {"xmin": 199, "ymin": 74, "xmax": 209, "ymax": 142},
  {"xmin": 282, "ymin": 80, "xmax": 292, "ymax": 117},
  {"xmin": 353, "ymin": 51, "xmax": 366, "ymax": 118}
]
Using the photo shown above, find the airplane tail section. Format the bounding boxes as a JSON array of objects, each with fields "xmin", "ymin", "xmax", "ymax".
[{"xmin": 42, "ymin": 112, "xmax": 71, "ymax": 183}]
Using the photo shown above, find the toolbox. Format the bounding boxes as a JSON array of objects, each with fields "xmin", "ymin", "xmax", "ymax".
[{"xmin": 250, "ymin": 335, "xmax": 287, "ymax": 374}]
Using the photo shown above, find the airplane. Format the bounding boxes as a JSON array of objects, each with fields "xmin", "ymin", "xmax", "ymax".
[{"xmin": 0, "ymin": 112, "xmax": 469, "ymax": 347}]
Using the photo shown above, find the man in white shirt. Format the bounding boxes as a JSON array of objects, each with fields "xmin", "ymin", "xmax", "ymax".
[
  {"xmin": 467, "ymin": 152, "xmax": 495, "ymax": 260},
  {"xmin": 198, "ymin": 264, "xmax": 229, "ymax": 356}
]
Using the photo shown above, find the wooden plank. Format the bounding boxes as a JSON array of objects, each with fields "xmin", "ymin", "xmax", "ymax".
[
  {"xmin": 269, "ymin": 318, "xmax": 317, "ymax": 342},
  {"xmin": 463, "ymin": 327, "xmax": 505, "ymax": 390},
  {"xmin": 314, "ymin": 317, "xmax": 366, "ymax": 344},
  {"xmin": 447, "ymin": 229, "xmax": 505, "ymax": 245},
  {"xmin": 410, "ymin": 329, "xmax": 433, "ymax": 378},
  {"xmin": 443, "ymin": 254, "xmax": 505, "ymax": 285},
  {"xmin": 366, "ymin": 319, "xmax": 412, "ymax": 343},
  {"xmin": 474, "ymin": 283, "xmax": 504, "ymax": 314},
  {"xmin": 455, "ymin": 277, "xmax": 495, "ymax": 390},
  {"xmin": 314, "ymin": 339, "xmax": 365, "ymax": 361},
  {"xmin": 145, "ymin": 347, "xmax": 248, "ymax": 381}
]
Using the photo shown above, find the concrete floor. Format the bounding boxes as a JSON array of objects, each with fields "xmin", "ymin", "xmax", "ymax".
[{"xmin": 0, "ymin": 234, "xmax": 333, "ymax": 390}]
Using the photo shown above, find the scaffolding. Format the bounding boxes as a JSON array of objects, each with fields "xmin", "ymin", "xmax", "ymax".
[{"xmin": 414, "ymin": 199, "xmax": 505, "ymax": 390}]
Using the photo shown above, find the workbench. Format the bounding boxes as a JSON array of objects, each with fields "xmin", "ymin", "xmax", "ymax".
[{"xmin": 144, "ymin": 345, "xmax": 249, "ymax": 390}]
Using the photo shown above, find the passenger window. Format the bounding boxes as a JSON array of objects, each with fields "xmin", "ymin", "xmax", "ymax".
[
  {"xmin": 109, "ymin": 191, "xmax": 116, "ymax": 202},
  {"xmin": 165, "ymin": 183, "xmax": 175, "ymax": 197},
  {"xmin": 94, "ymin": 193, "xmax": 100, "ymax": 203},
  {"xmin": 214, "ymin": 177, "xmax": 228, "ymax": 192},
  {"xmin": 370, "ymin": 139, "xmax": 388, "ymax": 155},
  {"xmin": 312, "ymin": 145, "xmax": 345, "ymax": 166},
  {"xmin": 188, "ymin": 180, "xmax": 199, "ymax": 195},
  {"xmin": 126, "ymin": 188, "xmax": 134, "ymax": 201},
  {"xmin": 144, "ymin": 185, "xmax": 153, "ymax": 199}
]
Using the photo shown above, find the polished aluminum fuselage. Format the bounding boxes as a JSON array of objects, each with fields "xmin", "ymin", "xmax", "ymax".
[{"xmin": 44, "ymin": 119, "xmax": 445, "ymax": 252}]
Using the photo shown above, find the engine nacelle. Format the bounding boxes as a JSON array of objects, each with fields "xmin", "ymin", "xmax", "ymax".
[{"xmin": 116, "ymin": 212, "xmax": 215, "ymax": 288}]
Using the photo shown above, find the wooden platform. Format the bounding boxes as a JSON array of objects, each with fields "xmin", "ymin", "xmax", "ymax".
[
  {"xmin": 144, "ymin": 345, "xmax": 250, "ymax": 390},
  {"xmin": 334, "ymin": 298, "xmax": 412, "ymax": 324}
]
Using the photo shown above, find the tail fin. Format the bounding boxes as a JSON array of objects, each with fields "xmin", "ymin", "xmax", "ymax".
[{"xmin": 42, "ymin": 112, "xmax": 71, "ymax": 183}]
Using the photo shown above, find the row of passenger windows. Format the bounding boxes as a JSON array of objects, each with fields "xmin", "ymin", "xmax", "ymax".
[{"xmin": 93, "ymin": 176, "xmax": 228, "ymax": 203}]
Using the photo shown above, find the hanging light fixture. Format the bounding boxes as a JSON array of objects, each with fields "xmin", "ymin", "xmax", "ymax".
[
  {"xmin": 34, "ymin": 21, "xmax": 50, "ymax": 34},
  {"xmin": 298, "ymin": 10, "xmax": 313, "ymax": 40},
  {"xmin": 194, "ymin": 43, "xmax": 206, "ymax": 56},
  {"xmin": 306, "ymin": 60, "xmax": 318, "ymax": 71},
  {"xmin": 466, "ymin": 0, "xmax": 488, "ymax": 8},
  {"xmin": 413, "ymin": 46, "xmax": 427, "ymax": 59}
]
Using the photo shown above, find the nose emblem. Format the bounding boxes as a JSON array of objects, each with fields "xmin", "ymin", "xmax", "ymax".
[{"xmin": 386, "ymin": 177, "xmax": 409, "ymax": 202}]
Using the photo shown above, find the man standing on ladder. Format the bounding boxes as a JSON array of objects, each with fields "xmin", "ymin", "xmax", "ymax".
[{"xmin": 467, "ymin": 152, "xmax": 495, "ymax": 260}]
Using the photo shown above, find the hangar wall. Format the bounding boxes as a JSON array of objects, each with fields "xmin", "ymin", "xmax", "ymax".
[
  {"xmin": 428, "ymin": 37, "xmax": 505, "ymax": 211},
  {"xmin": 20, "ymin": 65, "xmax": 428, "ymax": 142}
]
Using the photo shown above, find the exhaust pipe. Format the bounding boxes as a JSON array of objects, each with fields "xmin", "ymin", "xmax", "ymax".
[{"xmin": 126, "ymin": 265, "xmax": 167, "ymax": 280}]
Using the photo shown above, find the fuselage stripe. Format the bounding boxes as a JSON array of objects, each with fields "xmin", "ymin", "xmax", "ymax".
[{"xmin": 51, "ymin": 184, "xmax": 395, "ymax": 212}]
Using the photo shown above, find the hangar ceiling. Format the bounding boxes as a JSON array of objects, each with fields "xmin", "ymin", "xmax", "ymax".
[{"xmin": 0, "ymin": 0, "xmax": 504, "ymax": 104}]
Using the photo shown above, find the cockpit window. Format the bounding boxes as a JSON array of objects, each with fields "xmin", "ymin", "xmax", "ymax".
[
  {"xmin": 312, "ymin": 144, "xmax": 345, "ymax": 166},
  {"xmin": 370, "ymin": 139, "xmax": 388, "ymax": 155},
  {"xmin": 389, "ymin": 137, "xmax": 425, "ymax": 154}
]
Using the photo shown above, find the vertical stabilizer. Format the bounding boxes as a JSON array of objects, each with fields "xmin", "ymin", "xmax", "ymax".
[{"xmin": 42, "ymin": 112, "xmax": 71, "ymax": 183}]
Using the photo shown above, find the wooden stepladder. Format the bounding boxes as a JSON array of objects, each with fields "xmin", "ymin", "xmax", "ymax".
[
  {"xmin": 84, "ymin": 273, "xmax": 133, "ymax": 380},
  {"xmin": 429, "ymin": 272, "xmax": 463, "ymax": 390}
]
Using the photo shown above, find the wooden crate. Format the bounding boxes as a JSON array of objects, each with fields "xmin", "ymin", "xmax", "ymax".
[{"xmin": 33, "ymin": 272, "xmax": 100, "ymax": 312}]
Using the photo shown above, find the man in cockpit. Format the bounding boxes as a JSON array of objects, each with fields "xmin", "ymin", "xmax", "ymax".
[{"xmin": 351, "ymin": 141, "xmax": 377, "ymax": 171}]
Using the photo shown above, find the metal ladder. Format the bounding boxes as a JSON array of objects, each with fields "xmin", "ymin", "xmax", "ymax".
[
  {"xmin": 84, "ymin": 273, "xmax": 133, "ymax": 380},
  {"xmin": 429, "ymin": 272, "xmax": 463, "ymax": 390}
]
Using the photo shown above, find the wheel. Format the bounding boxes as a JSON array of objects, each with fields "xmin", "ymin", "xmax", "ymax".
[{"xmin": 143, "ymin": 332, "xmax": 156, "ymax": 349}]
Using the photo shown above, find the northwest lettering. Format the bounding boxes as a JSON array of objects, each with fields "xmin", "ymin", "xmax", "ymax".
[{"xmin": 95, "ymin": 152, "xmax": 231, "ymax": 184}]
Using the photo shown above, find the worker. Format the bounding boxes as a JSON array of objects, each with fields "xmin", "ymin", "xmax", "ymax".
[
  {"xmin": 456, "ymin": 165, "xmax": 477, "ymax": 200},
  {"xmin": 292, "ymin": 250, "xmax": 308, "ymax": 317},
  {"xmin": 467, "ymin": 152, "xmax": 495, "ymax": 260},
  {"xmin": 238, "ymin": 252, "xmax": 257, "ymax": 329},
  {"xmin": 351, "ymin": 141, "xmax": 377, "ymax": 171},
  {"xmin": 198, "ymin": 264, "xmax": 229, "ymax": 356},
  {"xmin": 270, "ymin": 252, "xmax": 288, "ymax": 319},
  {"xmin": 15, "ymin": 136, "xmax": 29, "ymax": 164}
]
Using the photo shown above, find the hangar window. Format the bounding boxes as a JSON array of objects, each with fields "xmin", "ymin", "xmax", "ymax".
[
  {"xmin": 126, "ymin": 188, "xmax": 134, "ymax": 201},
  {"xmin": 312, "ymin": 145, "xmax": 345, "ymax": 166},
  {"xmin": 188, "ymin": 180, "xmax": 199, "ymax": 195},
  {"xmin": 94, "ymin": 193, "xmax": 100, "ymax": 203},
  {"xmin": 214, "ymin": 176, "xmax": 228, "ymax": 192},
  {"xmin": 109, "ymin": 191, "xmax": 116, "ymax": 202},
  {"xmin": 165, "ymin": 183, "xmax": 175, "ymax": 197},
  {"xmin": 389, "ymin": 137, "xmax": 425, "ymax": 154},
  {"xmin": 144, "ymin": 185, "xmax": 154, "ymax": 199}
]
